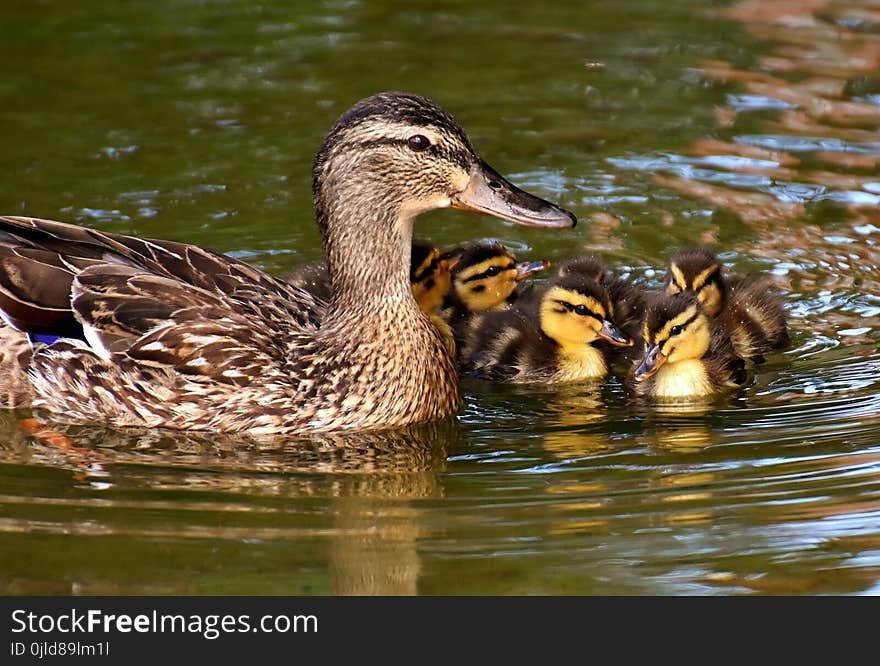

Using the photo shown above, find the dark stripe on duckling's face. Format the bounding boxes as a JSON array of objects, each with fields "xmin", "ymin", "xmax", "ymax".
[
  {"xmin": 646, "ymin": 308, "xmax": 700, "ymax": 347},
  {"xmin": 460, "ymin": 259, "xmax": 517, "ymax": 284},
  {"xmin": 636, "ymin": 306, "xmax": 700, "ymax": 382},
  {"xmin": 667, "ymin": 261, "xmax": 720, "ymax": 291},
  {"xmin": 452, "ymin": 250, "xmax": 521, "ymax": 310},
  {"xmin": 555, "ymin": 299, "xmax": 603, "ymax": 322},
  {"xmin": 540, "ymin": 285, "xmax": 630, "ymax": 348},
  {"xmin": 411, "ymin": 249, "xmax": 443, "ymax": 283},
  {"xmin": 638, "ymin": 293, "xmax": 712, "ymax": 377}
]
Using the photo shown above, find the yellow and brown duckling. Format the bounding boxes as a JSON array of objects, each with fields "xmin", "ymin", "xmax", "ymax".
[
  {"xmin": 442, "ymin": 241, "xmax": 549, "ymax": 313},
  {"xmin": 439, "ymin": 240, "xmax": 549, "ymax": 351},
  {"xmin": 665, "ymin": 247, "xmax": 789, "ymax": 363},
  {"xmin": 460, "ymin": 273, "xmax": 632, "ymax": 384},
  {"xmin": 633, "ymin": 292, "xmax": 747, "ymax": 399},
  {"xmin": 0, "ymin": 91, "xmax": 575, "ymax": 434}
]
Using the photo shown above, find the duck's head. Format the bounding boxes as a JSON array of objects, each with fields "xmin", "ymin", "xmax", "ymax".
[
  {"xmin": 635, "ymin": 292, "xmax": 711, "ymax": 381},
  {"xmin": 410, "ymin": 241, "xmax": 453, "ymax": 314},
  {"xmin": 312, "ymin": 93, "xmax": 575, "ymax": 293},
  {"xmin": 664, "ymin": 247, "xmax": 725, "ymax": 317},
  {"xmin": 445, "ymin": 241, "xmax": 549, "ymax": 311},
  {"xmin": 539, "ymin": 275, "xmax": 632, "ymax": 349}
]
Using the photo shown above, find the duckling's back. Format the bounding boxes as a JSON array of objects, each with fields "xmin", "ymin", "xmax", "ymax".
[
  {"xmin": 459, "ymin": 307, "xmax": 558, "ymax": 383},
  {"xmin": 725, "ymin": 276, "xmax": 790, "ymax": 363}
]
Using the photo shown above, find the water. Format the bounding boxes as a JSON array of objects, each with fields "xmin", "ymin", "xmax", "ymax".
[{"xmin": 0, "ymin": 0, "xmax": 879, "ymax": 595}]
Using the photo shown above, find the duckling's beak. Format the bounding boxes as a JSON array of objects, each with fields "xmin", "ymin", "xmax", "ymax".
[
  {"xmin": 515, "ymin": 259, "xmax": 550, "ymax": 282},
  {"xmin": 635, "ymin": 344, "xmax": 667, "ymax": 381},
  {"xmin": 451, "ymin": 161, "xmax": 577, "ymax": 228},
  {"xmin": 598, "ymin": 319, "xmax": 633, "ymax": 347}
]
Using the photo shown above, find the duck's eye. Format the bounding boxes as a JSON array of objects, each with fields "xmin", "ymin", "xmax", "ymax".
[
  {"xmin": 485, "ymin": 266, "xmax": 501, "ymax": 277},
  {"xmin": 574, "ymin": 304, "xmax": 590, "ymax": 316},
  {"xmin": 670, "ymin": 325, "xmax": 683, "ymax": 336},
  {"xmin": 407, "ymin": 135, "xmax": 431, "ymax": 152}
]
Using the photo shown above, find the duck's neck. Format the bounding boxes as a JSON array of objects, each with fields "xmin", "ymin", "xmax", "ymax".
[{"xmin": 319, "ymin": 197, "xmax": 415, "ymax": 316}]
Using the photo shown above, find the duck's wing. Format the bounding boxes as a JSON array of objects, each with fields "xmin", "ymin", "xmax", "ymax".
[{"xmin": 0, "ymin": 215, "xmax": 326, "ymax": 348}]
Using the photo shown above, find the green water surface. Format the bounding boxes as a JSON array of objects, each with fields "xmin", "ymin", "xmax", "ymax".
[{"xmin": 0, "ymin": 0, "xmax": 878, "ymax": 595}]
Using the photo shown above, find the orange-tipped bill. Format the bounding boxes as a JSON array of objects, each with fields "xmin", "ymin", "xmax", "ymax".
[
  {"xmin": 451, "ymin": 161, "xmax": 577, "ymax": 229},
  {"xmin": 635, "ymin": 344, "xmax": 667, "ymax": 381},
  {"xmin": 515, "ymin": 259, "xmax": 550, "ymax": 282},
  {"xmin": 598, "ymin": 319, "xmax": 633, "ymax": 347}
]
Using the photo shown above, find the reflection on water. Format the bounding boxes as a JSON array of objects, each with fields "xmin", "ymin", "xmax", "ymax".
[
  {"xmin": 0, "ymin": 0, "xmax": 879, "ymax": 595},
  {"xmin": 0, "ymin": 414, "xmax": 455, "ymax": 595}
]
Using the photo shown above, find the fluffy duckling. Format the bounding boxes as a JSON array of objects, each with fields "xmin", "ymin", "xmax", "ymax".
[
  {"xmin": 409, "ymin": 241, "xmax": 454, "ymax": 316},
  {"xmin": 633, "ymin": 292, "xmax": 747, "ymax": 399},
  {"xmin": 409, "ymin": 242, "xmax": 456, "ymax": 354},
  {"xmin": 665, "ymin": 247, "xmax": 789, "ymax": 363},
  {"xmin": 440, "ymin": 241, "xmax": 548, "ymax": 346},
  {"xmin": 442, "ymin": 241, "xmax": 548, "ymax": 311},
  {"xmin": 460, "ymin": 273, "xmax": 632, "ymax": 384}
]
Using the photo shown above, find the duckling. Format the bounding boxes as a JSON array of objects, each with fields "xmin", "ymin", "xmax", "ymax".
[
  {"xmin": 439, "ymin": 241, "xmax": 549, "ymax": 352},
  {"xmin": 408, "ymin": 242, "xmax": 456, "ymax": 354},
  {"xmin": 665, "ymin": 247, "xmax": 789, "ymax": 363},
  {"xmin": 0, "ymin": 91, "xmax": 575, "ymax": 433},
  {"xmin": 409, "ymin": 241, "xmax": 455, "ymax": 317},
  {"xmin": 633, "ymin": 292, "xmax": 747, "ymax": 399},
  {"xmin": 460, "ymin": 273, "xmax": 632, "ymax": 384}
]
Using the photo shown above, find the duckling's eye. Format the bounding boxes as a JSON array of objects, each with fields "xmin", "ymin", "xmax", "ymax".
[
  {"xmin": 670, "ymin": 325, "xmax": 683, "ymax": 336},
  {"xmin": 485, "ymin": 266, "xmax": 502, "ymax": 277},
  {"xmin": 407, "ymin": 135, "xmax": 431, "ymax": 152},
  {"xmin": 574, "ymin": 304, "xmax": 590, "ymax": 316}
]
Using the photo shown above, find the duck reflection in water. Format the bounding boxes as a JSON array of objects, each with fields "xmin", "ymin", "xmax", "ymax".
[{"xmin": 0, "ymin": 413, "xmax": 459, "ymax": 595}]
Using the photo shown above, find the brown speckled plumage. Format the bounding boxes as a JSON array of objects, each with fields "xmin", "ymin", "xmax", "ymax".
[{"xmin": 0, "ymin": 92, "xmax": 575, "ymax": 434}]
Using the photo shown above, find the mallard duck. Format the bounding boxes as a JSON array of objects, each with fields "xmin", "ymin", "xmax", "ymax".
[
  {"xmin": 633, "ymin": 292, "xmax": 747, "ymax": 399},
  {"xmin": 460, "ymin": 273, "xmax": 632, "ymax": 383},
  {"xmin": 665, "ymin": 247, "xmax": 789, "ymax": 363},
  {"xmin": 439, "ymin": 240, "xmax": 549, "ymax": 352},
  {"xmin": 0, "ymin": 91, "xmax": 575, "ymax": 434}
]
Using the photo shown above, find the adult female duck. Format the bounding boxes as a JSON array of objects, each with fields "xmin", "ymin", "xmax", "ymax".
[{"xmin": 0, "ymin": 92, "xmax": 575, "ymax": 434}]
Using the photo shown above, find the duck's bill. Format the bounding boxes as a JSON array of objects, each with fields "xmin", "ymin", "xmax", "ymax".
[
  {"xmin": 451, "ymin": 161, "xmax": 577, "ymax": 229},
  {"xmin": 598, "ymin": 320, "xmax": 633, "ymax": 347},
  {"xmin": 635, "ymin": 344, "xmax": 666, "ymax": 381},
  {"xmin": 516, "ymin": 259, "xmax": 550, "ymax": 282}
]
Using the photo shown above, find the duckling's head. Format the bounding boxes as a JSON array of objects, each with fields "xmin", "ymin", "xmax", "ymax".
[
  {"xmin": 410, "ymin": 241, "xmax": 452, "ymax": 314},
  {"xmin": 538, "ymin": 275, "xmax": 632, "ymax": 349},
  {"xmin": 555, "ymin": 256, "xmax": 608, "ymax": 282},
  {"xmin": 664, "ymin": 247, "xmax": 725, "ymax": 316},
  {"xmin": 446, "ymin": 241, "xmax": 548, "ymax": 311},
  {"xmin": 635, "ymin": 292, "xmax": 711, "ymax": 381}
]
